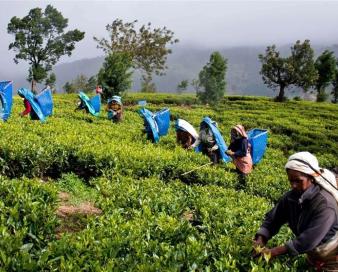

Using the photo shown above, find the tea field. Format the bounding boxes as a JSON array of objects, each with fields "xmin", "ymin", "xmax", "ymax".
[{"xmin": 0, "ymin": 93, "xmax": 337, "ymax": 271}]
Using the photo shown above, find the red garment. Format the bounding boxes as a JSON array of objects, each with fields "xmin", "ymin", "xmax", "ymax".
[{"xmin": 21, "ymin": 99, "xmax": 31, "ymax": 116}]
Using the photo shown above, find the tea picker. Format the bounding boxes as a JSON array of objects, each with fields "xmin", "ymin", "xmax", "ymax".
[
  {"xmin": 175, "ymin": 118, "xmax": 199, "ymax": 149},
  {"xmin": 0, "ymin": 81, "xmax": 13, "ymax": 122},
  {"xmin": 76, "ymin": 91, "xmax": 101, "ymax": 117},
  {"xmin": 107, "ymin": 96, "xmax": 123, "ymax": 123},
  {"xmin": 253, "ymin": 151, "xmax": 338, "ymax": 271},
  {"xmin": 139, "ymin": 107, "xmax": 170, "ymax": 143},
  {"xmin": 192, "ymin": 117, "xmax": 231, "ymax": 164},
  {"xmin": 17, "ymin": 87, "xmax": 53, "ymax": 123}
]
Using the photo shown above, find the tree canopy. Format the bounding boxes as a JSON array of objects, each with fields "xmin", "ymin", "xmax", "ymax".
[
  {"xmin": 197, "ymin": 52, "xmax": 227, "ymax": 105},
  {"xmin": 314, "ymin": 50, "xmax": 337, "ymax": 102},
  {"xmin": 7, "ymin": 5, "xmax": 85, "ymax": 92},
  {"xmin": 63, "ymin": 74, "xmax": 96, "ymax": 94},
  {"xmin": 259, "ymin": 40, "xmax": 318, "ymax": 101},
  {"xmin": 94, "ymin": 19, "xmax": 178, "ymax": 91},
  {"xmin": 97, "ymin": 52, "xmax": 133, "ymax": 100}
]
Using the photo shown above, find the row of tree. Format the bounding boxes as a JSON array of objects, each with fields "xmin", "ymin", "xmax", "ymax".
[
  {"xmin": 7, "ymin": 5, "xmax": 178, "ymax": 98},
  {"xmin": 259, "ymin": 40, "xmax": 338, "ymax": 102},
  {"xmin": 7, "ymin": 5, "xmax": 338, "ymax": 104}
]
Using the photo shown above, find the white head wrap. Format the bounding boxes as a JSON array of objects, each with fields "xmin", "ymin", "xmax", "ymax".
[{"xmin": 285, "ymin": 151, "xmax": 338, "ymax": 202}]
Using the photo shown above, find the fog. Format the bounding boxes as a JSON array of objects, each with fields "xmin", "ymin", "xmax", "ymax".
[{"xmin": 1, "ymin": 0, "xmax": 338, "ymax": 83}]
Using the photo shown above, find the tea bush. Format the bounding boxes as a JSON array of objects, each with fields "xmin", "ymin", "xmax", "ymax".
[{"xmin": 0, "ymin": 93, "xmax": 336, "ymax": 271}]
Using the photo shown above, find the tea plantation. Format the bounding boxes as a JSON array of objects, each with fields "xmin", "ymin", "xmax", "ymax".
[{"xmin": 0, "ymin": 93, "xmax": 337, "ymax": 271}]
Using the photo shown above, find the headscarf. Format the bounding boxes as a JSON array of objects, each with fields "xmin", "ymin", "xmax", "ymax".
[
  {"xmin": 108, "ymin": 96, "xmax": 122, "ymax": 106},
  {"xmin": 285, "ymin": 151, "xmax": 338, "ymax": 202},
  {"xmin": 232, "ymin": 124, "xmax": 248, "ymax": 138}
]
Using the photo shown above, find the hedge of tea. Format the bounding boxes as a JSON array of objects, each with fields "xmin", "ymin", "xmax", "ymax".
[{"xmin": 0, "ymin": 93, "xmax": 336, "ymax": 271}]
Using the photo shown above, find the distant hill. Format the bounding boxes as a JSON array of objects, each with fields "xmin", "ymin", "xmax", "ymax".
[{"xmin": 3, "ymin": 44, "xmax": 338, "ymax": 96}]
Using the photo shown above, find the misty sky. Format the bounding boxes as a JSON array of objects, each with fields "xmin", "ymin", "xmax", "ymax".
[{"xmin": 1, "ymin": 0, "xmax": 338, "ymax": 74}]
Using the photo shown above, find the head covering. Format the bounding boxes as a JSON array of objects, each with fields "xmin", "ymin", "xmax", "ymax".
[
  {"xmin": 285, "ymin": 151, "xmax": 320, "ymax": 175},
  {"xmin": 285, "ymin": 151, "xmax": 338, "ymax": 202},
  {"xmin": 232, "ymin": 124, "xmax": 248, "ymax": 138},
  {"xmin": 108, "ymin": 96, "xmax": 122, "ymax": 105},
  {"xmin": 176, "ymin": 119, "xmax": 199, "ymax": 140}
]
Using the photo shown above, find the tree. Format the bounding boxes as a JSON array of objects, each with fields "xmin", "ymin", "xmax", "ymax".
[
  {"xmin": 97, "ymin": 52, "xmax": 133, "ymax": 100},
  {"xmin": 176, "ymin": 80, "xmax": 189, "ymax": 94},
  {"xmin": 191, "ymin": 78, "xmax": 201, "ymax": 94},
  {"xmin": 314, "ymin": 50, "xmax": 337, "ymax": 102},
  {"xmin": 197, "ymin": 52, "xmax": 227, "ymax": 105},
  {"xmin": 63, "ymin": 81, "xmax": 75, "ymax": 94},
  {"xmin": 45, "ymin": 72, "xmax": 56, "ymax": 93},
  {"xmin": 7, "ymin": 5, "xmax": 85, "ymax": 93},
  {"xmin": 87, "ymin": 76, "xmax": 97, "ymax": 93},
  {"xmin": 332, "ymin": 67, "xmax": 338, "ymax": 104},
  {"xmin": 140, "ymin": 81, "xmax": 157, "ymax": 93},
  {"xmin": 259, "ymin": 40, "xmax": 318, "ymax": 102},
  {"xmin": 63, "ymin": 74, "xmax": 97, "ymax": 94},
  {"xmin": 94, "ymin": 19, "xmax": 178, "ymax": 91}
]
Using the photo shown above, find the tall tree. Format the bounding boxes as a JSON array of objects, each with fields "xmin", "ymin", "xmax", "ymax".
[
  {"xmin": 97, "ymin": 52, "xmax": 133, "ymax": 100},
  {"xmin": 332, "ymin": 67, "xmax": 338, "ymax": 104},
  {"xmin": 63, "ymin": 74, "xmax": 96, "ymax": 94},
  {"xmin": 94, "ymin": 19, "xmax": 178, "ymax": 91},
  {"xmin": 197, "ymin": 52, "xmax": 227, "ymax": 105},
  {"xmin": 314, "ymin": 50, "xmax": 337, "ymax": 102},
  {"xmin": 7, "ymin": 5, "xmax": 85, "ymax": 93},
  {"xmin": 176, "ymin": 80, "xmax": 189, "ymax": 94},
  {"xmin": 259, "ymin": 40, "xmax": 317, "ymax": 102}
]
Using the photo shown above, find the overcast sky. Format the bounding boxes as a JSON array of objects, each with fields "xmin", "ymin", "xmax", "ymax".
[{"xmin": 1, "ymin": 0, "xmax": 338, "ymax": 73}]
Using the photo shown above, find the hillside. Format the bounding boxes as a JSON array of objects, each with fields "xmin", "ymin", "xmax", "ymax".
[
  {"xmin": 3, "ymin": 44, "xmax": 338, "ymax": 96},
  {"xmin": 0, "ymin": 94, "xmax": 337, "ymax": 270}
]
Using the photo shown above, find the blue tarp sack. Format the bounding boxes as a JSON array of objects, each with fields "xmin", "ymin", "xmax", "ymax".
[
  {"xmin": 247, "ymin": 129, "xmax": 268, "ymax": 165},
  {"xmin": 154, "ymin": 108, "xmax": 170, "ymax": 136},
  {"xmin": 78, "ymin": 91, "xmax": 101, "ymax": 116},
  {"xmin": 195, "ymin": 117, "xmax": 232, "ymax": 163},
  {"xmin": 0, "ymin": 81, "xmax": 13, "ymax": 121},
  {"xmin": 139, "ymin": 107, "xmax": 170, "ymax": 143},
  {"xmin": 137, "ymin": 100, "xmax": 147, "ymax": 106},
  {"xmin": 17, "ymin": 88, "xmax": 47, "ymax": 122},
  {"xmin": 35, "ymin": 89, "xmax": 53, "ymax": 117}
]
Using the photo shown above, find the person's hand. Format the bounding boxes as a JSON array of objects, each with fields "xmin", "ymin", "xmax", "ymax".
[
  {"xmin": 226, "ymin": 150, "xmax": 234, "ymax": 156},
  {"xmin": 252, "ymin": 235, "xmax": 267, "ymax": 258}
]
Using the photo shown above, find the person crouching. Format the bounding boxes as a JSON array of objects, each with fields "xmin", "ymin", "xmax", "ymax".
[{"xmin": 107, "ymin": 96, "xmax": 123, "ymax": 123}]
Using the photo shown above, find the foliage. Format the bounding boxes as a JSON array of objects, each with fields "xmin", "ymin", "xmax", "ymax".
[
  {"xmin": 332, "ymin": 68, "xmax": 338, "ymax": 104},
  {"xmin": 0, "ymin": 177, "xmax": 58, "ymax": 271},
  {"xmin": 7, "ymin": 5, "xmax": 85, "ymax": 92},
  {"xmin": 63, "ymin": 74, "xmax": 96, "ymax": 94},
  {"xmin": 197, "ymin": 52, "xmax": 227, "ymax": 105},
  {"xmin": 94, "ymin": 18, "xmax": 179, "ymax": 87},
  {"xmin": 97, "ymin": 52, "xmax": 133, "ymax": 100},
  {"xmin": 176, "ymin": 80, "xmax": 189, "ymax": 94},
  {"xmin": 140, "ymin": 80, "xmax": 157, "ymax": 93},
  {"xmin": 0, "ymin": 93, "xmax": 337, "ymax": 270},
  {"xmin": 45, "ymin": 72, "xmax": 56, "ymax": 93},
  {"xmin": 191, "ymin": 78, "xmax": 201, "ymax": 94},
  {"xmin": 314, "ymin": 50, "xmax": 337, "ymax": 102},
  {"xmin": 259, "ymin": 40, "xmax": 318, "ymax": 102}
]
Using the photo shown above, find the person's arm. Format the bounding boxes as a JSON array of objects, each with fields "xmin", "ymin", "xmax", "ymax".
[
  {"xmin": 254, "ymin": 194, "xmax": 288, "ymax": 246},
  {"xmin": 261, "ymin": 245, "xmax": 288, "ymax": 259},
  {"xmin": 252, "ymin": 196, "xmax": 289, "ymax": 259},
  {"xmin": 190, "ymin": 138, "xmax": 200, "ymax": 148},
  {"xmin": 285, "ymin": 203, "xmax": 336, "ymax": 256},
  {"xmin": 209, "ymin": 143, "xmax": 219, "ymax": 151},
  {"xmin": 233, "ymin": 138, "xmax": 248, "ymax": 157}
]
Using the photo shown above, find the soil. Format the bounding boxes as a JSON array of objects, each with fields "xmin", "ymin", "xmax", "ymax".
[{"xmin": 55, "ymin": 192, "xmax": 102, "ymax": 238}]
